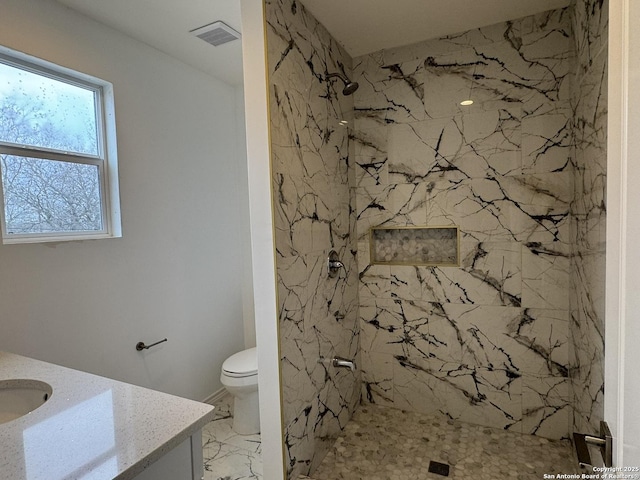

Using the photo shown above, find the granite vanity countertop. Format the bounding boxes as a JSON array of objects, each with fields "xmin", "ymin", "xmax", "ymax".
[{"xmin": 0, "ymin": 351, "xmax": 215, "ymax": 480}]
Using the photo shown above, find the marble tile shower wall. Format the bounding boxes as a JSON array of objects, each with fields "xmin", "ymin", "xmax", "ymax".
[
  {"xmin": 353, "ymin": 9, "xmax": 576, "ymax": 440},
  {"xmin": 265, "ymin": 1, "xmax": 360, "ymax": 479},
  {"xmin": 570, "ymin": 0, "xmax": 607, "ymax": 437}
]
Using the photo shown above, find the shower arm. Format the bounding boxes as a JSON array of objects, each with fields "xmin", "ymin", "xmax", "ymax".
[{"xmin": 325, "ymin": 72, "xmax": 347, "ymax": 82}]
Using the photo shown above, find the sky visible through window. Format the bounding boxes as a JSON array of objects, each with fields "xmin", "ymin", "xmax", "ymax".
[
  {"xmin": 0, "ymin": 60, "xmax": 104, "ymax": 235},
  {"xmin": 0, "ymin": 62, "xmax": 98, "ymax": 155}
]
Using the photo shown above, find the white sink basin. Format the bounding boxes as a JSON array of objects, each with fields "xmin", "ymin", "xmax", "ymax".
[{"xmin": 0, "ymin": 379, "xmax": 52, "ymax": 424}]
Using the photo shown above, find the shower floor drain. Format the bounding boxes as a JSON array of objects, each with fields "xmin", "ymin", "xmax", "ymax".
[{"xmin": 428, "ymin": 460, "xmax": 450, "ymax": 477}]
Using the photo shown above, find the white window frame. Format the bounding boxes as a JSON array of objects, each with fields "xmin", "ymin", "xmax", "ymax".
[{"xmin": 0, "ymin": 46, "xmax": 121, "ymax": 244}]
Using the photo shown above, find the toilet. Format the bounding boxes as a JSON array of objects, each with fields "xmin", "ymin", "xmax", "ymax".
[{"xmin": 220, "ymin": 347, "xmax": 260, "ymax": 434}]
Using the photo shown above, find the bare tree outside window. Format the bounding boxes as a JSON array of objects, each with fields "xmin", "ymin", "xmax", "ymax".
[{"xmin": 0, "ymin": 51, "xmax": 119, "ymax": 242}]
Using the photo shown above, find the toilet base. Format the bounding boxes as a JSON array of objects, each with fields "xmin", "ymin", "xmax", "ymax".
[{"xmin": 232, "ymin": 390, "xmax": 260, "ymax": 435}]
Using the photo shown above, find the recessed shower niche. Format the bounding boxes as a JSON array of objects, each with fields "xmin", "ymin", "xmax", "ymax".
[{"xmin": 370, "ymin": 226, "xmax": 459, "ymax": 266}]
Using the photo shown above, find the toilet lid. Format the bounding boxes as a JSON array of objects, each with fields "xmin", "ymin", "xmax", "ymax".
[{"xmin": 222, "ymin": 347, "xmax": 258, "ymax": 377}]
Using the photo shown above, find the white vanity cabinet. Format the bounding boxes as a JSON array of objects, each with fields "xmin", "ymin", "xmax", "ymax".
[{"xmin": 133, "ymin": 433, "xmax": 204, "ymax": 480}]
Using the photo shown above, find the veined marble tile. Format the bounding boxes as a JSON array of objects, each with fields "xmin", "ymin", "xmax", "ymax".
[
  {"xmin": 425, "ymin": 177, "xmax": 527, "ymax": 242},
  {"xmin": 278, "ymin": 254, "xmax": 310, "ymax": 325},
  {"xmin": 280, "ymin": 331, "xmax": 321, "ymax": 426},
  {"xmin": 388, "ymin": 266, "xmax": 429, "ymax": 302},
  {"xmin": 426, "ymin": 303, "xmax": 524, "ymax": 371},
  {"xmin": 354, "ymin": 156, "xmax": 388, "ymax": 188},
  {"xmin": 356, "ymin": 183, "xmax": 427, "ymax": 241},
  {"xmin": 425, "ymin": 173, "xmax": 570, "ymax": 245},
  {"xmin": 571, "ymin": 285, "xmax": 605, "ymax": 436},
  {"xmin": 461, "ymin": 241, "xmax": 521, "ymax": 304},
  {"xmin": 379, "ymin": 7, "xmax": 570, "ymax": 66},
  {"xmin": 570, "ymin": 300, "xmax": 605, "ymax": 377},
  {"xmin": 359, "ymin": 297, "xmax": 406, "ymax": 356},
  {"xmin": 304, "ymin": 314, "xmax": 360, "ymax": 381},
  {"xmin": 269, "ymin": 1, "xmax": 361, "ymax": 468},
  {"xmin": 422, "ymin": 48, "xmax": 495, "ymax": 119},
  {"xmin": 272, "ymin": 174, "xmax": 314, "ymax": 256},
  {"xmin": 202, "ymin": 395, "xmax": 262, "ymax": 480},
  {"xmin": 203, "ymin": 410, "xmax": 262, "ymax": 455},
  {"xmin": 203, "ymin": 440, "xmax": 262, "ymax": 480},
  {"xmin": 303, "ymin": 249, "xmax": 357, "ymax": 323},
  {"xmin": 302, "ymin": 273, "xmax": 358, "ymax": 373},
  {"xmin": 522, "ymin": 375, "xmax": 571, "ymax": 440},
  {"xmin": 284, "ymin": 400, "xmax": 320, "ymax": 478},
  {"xmin": 393, "ymin": 357, "xmax": 523, "ymax": 432},
  {"xmin": 357, "ymin": 241, "xmax": 391, "ymax": 299},
  {"xmin": 422, "ymin": 29, "xmax": 572, "ymax": 121},
  {"xmin": 573, "ymin": 136, "xmax": 607, "ymax": 219},
  {"xmin": 570, "ymin": 0, "xmax": 607, "ymax": 439},
  {"xmin": 572, "ymin": 54, "xmax": 607, "ymax": 227},
  {"xmin": 360, "ymin": 351, "xmax": 394, "ymax": 406},
  {"xmin": 273, "ymin": 172, "xmax": 352, "ymax": 256},
  {"xmin": 285, "ymin": 380, "xmax": 360, "ymax": 478},
  {"xmin": 573, "ymin": 250, "xmax": 606, "ymax": 324},
  {"xmin": 528, "ymin": 7, "xmax": 573, "ymax": 37},
  {"xmin": 382, "ymin": 19, "xmax": 520, "ymax": 65},
  {"xmin": 386, "ymin": 109, "xmax": 521, "ymax": 182},
  {"xmin": 390, "ymin": 298, "xmax": 440, "ymax": 360},
  {"xmin": 316, "ymin": 358, "xmax": 361, "ymax": 439},
  {"xmin": 352, "ymin": 51, "xmax": 390, "ymax": 129},
  {"xmin": 269, "ymin": 85, "xmax": 352, "ymax": 183},
  {"xmin": 415, "ymin": 241, "xmax": 522, "ymax": 306},
  {"xmin": 571, "ymin": 355, "xmax": 604, "ymax": 435},
  {"xmin": 353, "ymin": 57, "xmax": 427, "ymax": 125},
  {"xmin": 506, "ymin": 308, "xmax": 570, "ymax": 377},
  {"xmin": 572, "ymin": 212, "xmax": 606, "ymax": 256},
  {"xmin": 522, "ymin": 113, "xmax": 573, "ymax": 174},
  {"xmin": 267, "ymin": 0, "xmax": 352, "ymax": 81},
  {"xmin": 573, "ymin": 0, "xmax": 609, "ymax": 76},
  {"xmin": 352, "ymin": 126, "xmax": 389, "ymax": 187},
  {"xmin": 509, "ymin": 172, "xmax": 573, "ymax": 244},
  {"xmin": 522, "ymin": 242, "xmax": 570, "ymax": 310}
]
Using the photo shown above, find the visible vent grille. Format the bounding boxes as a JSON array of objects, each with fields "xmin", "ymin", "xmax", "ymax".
[{"xmin": 190, "ymin": 21, "xmax": 241, "ymax": 47}]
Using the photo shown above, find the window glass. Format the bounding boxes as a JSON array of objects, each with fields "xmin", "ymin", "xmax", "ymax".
[
  {"xmin": 1, "ymin": 155, "xmax": 102, "ymax": 234},
  {"xmin": 0, "ymin": 48, "xmax": 120, "ymax": 243},
  {"xmin": 0, "ymin": 62, "xmax": 99, "ymax": 156}
]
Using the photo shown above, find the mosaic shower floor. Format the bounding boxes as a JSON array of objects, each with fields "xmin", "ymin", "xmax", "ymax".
[
  {"xmin": 202, "ymin": 393, "xmax": 262, "ymax": 480},
  {"xmin": 301, "ymin": 403, "xmax": 579, "ymax": 480},
  {"xmin": 202, "ymin": 395, "xmax": 578, "ymax": 480}
]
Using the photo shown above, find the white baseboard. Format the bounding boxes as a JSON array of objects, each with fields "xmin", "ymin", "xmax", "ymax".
[{"xmin": 202, "ymin": 387, "xmax": 228, "ymax": 406}]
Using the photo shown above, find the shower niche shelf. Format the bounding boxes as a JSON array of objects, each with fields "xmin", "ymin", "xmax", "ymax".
[{"xmin": 370, "ymin": 226, "xmax": 459, "ymax": 266}]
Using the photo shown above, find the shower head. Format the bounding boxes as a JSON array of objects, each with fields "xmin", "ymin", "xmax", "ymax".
[
  {"xmin": 326, "ymin": 72, "xmax": 359, "ymax": 96},
  {"xmin": 342, "ymin": 80, "xmax": 360, "ymax": 96}
]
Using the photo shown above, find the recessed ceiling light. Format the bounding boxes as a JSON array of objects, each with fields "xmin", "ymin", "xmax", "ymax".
[{"xmin": 460, "ymin": 99, "xmax": 474, "ymax": 106}]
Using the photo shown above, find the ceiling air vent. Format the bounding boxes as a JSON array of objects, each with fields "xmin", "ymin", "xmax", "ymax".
[{"xmin": 190, "ymin": 21, "xmax": 241, "ymax": 47}]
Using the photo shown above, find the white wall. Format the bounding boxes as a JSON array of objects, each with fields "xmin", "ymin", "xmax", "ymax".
[
  {"xmin": 0, "ymin": 0, "xmax": 250, "ymax": 401},
  {"xmin": 235, "ymin": 86, "xmax": 257, "ymax": 350},
  {"xmin": 240, "ymin": 0, "xmax": 285, "ymax": 478}
]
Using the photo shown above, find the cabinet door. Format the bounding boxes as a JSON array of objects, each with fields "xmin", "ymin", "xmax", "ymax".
[{"xmin": 134, "ymin": 433, "xmax": 203, "ymax": 480}]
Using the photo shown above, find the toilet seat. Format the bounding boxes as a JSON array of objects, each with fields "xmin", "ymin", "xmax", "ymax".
[{"xmin": 222, "ymin": 347, "xmax": 257, "ymax": 378}]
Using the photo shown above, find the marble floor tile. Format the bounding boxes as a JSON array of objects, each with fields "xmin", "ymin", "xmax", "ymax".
[
  {"xmin": 202, "ymin": 393, "xmax": 263, "ymax": 480},
  {"xmin": 303, "ymin": 403, "xmax": 578, "ymax": 480}
]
